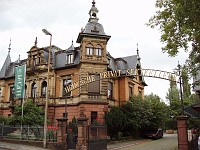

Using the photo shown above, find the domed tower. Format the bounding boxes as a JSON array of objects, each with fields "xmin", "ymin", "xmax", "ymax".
[
  {"xmin": 77, "ymin": 0, "xmax": 110, "ymax": 63},
  {"xmin": 76, "ymin": 0, "xmax": 111, "ymax": 102}
]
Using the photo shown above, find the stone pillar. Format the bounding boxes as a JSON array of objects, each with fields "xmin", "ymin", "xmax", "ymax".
[
  {"xmin": 76, "ymin": 106, "xmax": 88, "ymax": 150},
  {"xmin": 177, "ymin": 115, "xmax": 189, "ymax": 150},
  {"xmin": 56, "ymin": 118, "xmax": 68, "ymax": 145}
]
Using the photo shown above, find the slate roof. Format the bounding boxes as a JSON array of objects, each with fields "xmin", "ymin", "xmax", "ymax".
[
  {"xmin": 83, "ymin": 22, "xmax": 106, "ymax": 35},
  {"xmin": 0, "ymin": 52, "xmax": 11, "ymax": 78}
]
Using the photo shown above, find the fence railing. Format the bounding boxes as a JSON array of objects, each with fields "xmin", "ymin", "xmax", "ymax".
[{"xmin": 0, "ymin": 124, "xmax": 58, "ymax": 142}]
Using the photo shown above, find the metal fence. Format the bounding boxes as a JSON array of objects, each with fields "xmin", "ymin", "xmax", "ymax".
[
  {"xmin": 88, "ymin": 125, "xmax": 107, "ymax": 150},
  {"xmin": 188, "ymin": 130, "xmax": 198, "ymax": 150},
  {"xmin": 0, "ymin": 124, "xmax": 58, "ymax": 142}
]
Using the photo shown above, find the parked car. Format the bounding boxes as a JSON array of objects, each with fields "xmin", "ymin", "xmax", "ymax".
[{"xmin": 141, "ymin": 128, "xmax": 163, "ymax": 140}]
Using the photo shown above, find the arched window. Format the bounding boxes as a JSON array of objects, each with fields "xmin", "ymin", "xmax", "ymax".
[
  {"xmin": 31, "ymin": 82, "xmax": 37, "ymax": 98},
  {"xmin": 95, "ymin": 45, "xmax": 102, "ymax": 56},
  {"xmin": 86, "ymin": 44, "xmax": 93, "ymax": 55},
  {"xmin": 41, "ymin": 81, "xmax": 47, "ymax": 97}
]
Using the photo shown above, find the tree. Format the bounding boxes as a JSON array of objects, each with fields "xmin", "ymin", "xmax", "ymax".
[
  {"xmin": 147, "ymin": 0, "xmax": 200, "ymax": 77},
  {"xmin": 144, "ymin": 94, "xmax": 169, "ymax": 130},
  {"xmin": 7, "ymin": 100, "xmax": 44, "ymax": 125},
  {"xmin": 104, "ymin": 106, "xmax": 127, "ymax": 140},
  {"xmin": 166, "ymin": 78, "xmax": 180, "ymax": 129}
]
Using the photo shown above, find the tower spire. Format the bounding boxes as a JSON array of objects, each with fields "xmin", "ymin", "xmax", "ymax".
[
  {"xmin": 8, "ymin": 38, "xmax": 11, "ymax": 53},
  {"xmin": 136, "ymin": 43, "xmax": 141, "ymax": 61},
  {"xmin": 34, "ymin": 37, "xmax": 38, "ymax": 47}
]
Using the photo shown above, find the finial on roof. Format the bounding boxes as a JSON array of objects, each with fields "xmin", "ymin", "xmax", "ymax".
[
  {"xmin": 8, "ymin": 38, "xmax": 11, "ymax": 53},
  {"xmin": 92, "ymin": 0, "xmax": 95, "ymax": 6},
  {"xmin": 18, "ymin": 55, "xmax": 20, "ymax": 63},
  {"xmin": 88, "ymin": 0, "xmax": 99, "ymax": 23},
  {"xmin": 34, "ymin": 37, "xmax": 38, "ymax": 47},
  {"xmin": 136, "ymin": 43, "xmax": 141, "ymax": 61}
]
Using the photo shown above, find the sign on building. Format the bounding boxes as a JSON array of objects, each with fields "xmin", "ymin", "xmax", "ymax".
[{"xmin": 14, "ymin": 65, "xmax": 26, "ymax": 99}]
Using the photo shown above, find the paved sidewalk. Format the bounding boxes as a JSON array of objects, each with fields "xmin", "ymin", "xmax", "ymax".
[
  {"xmin": 0, "ymin": 141, "xmax": 50, "ymax": 150},
  {"xmin": 107, "ymin": 139, "xmax": 151, "ymax": 150}
]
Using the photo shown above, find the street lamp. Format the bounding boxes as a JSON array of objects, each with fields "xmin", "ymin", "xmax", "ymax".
[
  {"xmin": 42, "ymin": 29, "xmax": 52, "ymax": 148},
  {"xmin": 177, "ymin": 62, "xmax": 184, "ymax": 115}
]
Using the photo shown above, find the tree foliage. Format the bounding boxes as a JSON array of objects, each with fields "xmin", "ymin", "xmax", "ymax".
[
  {"xmin": 7, "ymin": 100, "xmax": 44, "ymax": 125},
  {"xmin": 105, "ymin": 95, "xmax": 169, "ymax": 139},
  {"xmin": 147, "ymin": 0, "xmax": 200, "ymax": 76}
]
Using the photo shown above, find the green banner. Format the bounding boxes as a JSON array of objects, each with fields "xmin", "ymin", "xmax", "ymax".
[{"xmin": 14, "ymin": 65, "xmax": 26, "ymax": 99}]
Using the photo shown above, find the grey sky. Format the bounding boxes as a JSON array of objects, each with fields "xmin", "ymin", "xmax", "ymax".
[{"xmin": 0, "ymin": 0, "xmax": 189, "ymax": 102}]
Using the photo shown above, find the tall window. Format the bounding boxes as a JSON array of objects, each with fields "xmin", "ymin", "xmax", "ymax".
[
  {"xmin": 95, "ymin": 45, "xmax": 102, "ymax": 56},
  {"xmin": 129, "ymin": 86, "xmax": 133, "ymax": 98},
  {"xmin": 33, "ymin": 55, "xmax": 37, "ymax": 65},
  {"xmin": 66, "ymin": 54, "xmax": 74, "ymax": 64},
  {"xmin": 10, "ymin": 87, "xmax": 14, "ymax": 100},
  {"xmin": 63, "ymin": 78, "xmax": 72, "ymax": 97},
  {"xmin": 107, "ymin": 82, "xmax": 113, "ymax": 99},
  {"xmin": 88, "ymin": 75, "xmax": 100, "ymax": 94},
  {"xmin": 0, "ymin": 88, "xmax": 2, "ymax": 97},
  {"xmin": 25, "ymin": 84, "xmax": 27, "ymax": 98},
  {"xmin": 41, "ymin": 81, "xmax": 47, "ymax": 97},
  {"xmin": 86, "ymin": 44, "xmax": 93, "ymax": 55},
  {"xmin": 31, "ymin": 82, "xmax": 37, "ymax": 98}
]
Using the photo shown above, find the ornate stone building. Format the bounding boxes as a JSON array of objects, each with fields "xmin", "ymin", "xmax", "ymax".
[{"xmin": 0, "ymin": 1, "xmax": 147, "ymax": 124}]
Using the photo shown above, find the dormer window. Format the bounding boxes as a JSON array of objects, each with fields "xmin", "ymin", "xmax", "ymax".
[
  {"xmin": 66, "ymin": 54, "xmax": 74, "ymax": 64},
  {"xmin": 95, "ymin": 45, "xmax": 102, "ymax": 56},
  {"xmin": 86, "ymin": 44, "xmax": 93, "ymax": 55}
]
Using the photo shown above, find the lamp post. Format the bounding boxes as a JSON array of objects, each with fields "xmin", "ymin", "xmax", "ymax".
[
  {"xmin": 42, "ymin": 29, "xmax": 52, "ymax": 148},
  {"xmin": 177, "ymin": 62, "xmax": 184, "ymax": 115}
]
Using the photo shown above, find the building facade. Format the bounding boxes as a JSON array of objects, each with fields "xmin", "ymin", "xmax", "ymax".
[{"xmin": 0, "ymin": 1, "xmax": 146, "ymax": 125}]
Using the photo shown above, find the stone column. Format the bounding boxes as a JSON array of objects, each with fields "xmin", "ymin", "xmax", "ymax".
[
  {"xmin": 177, "ymin": 115, "xmax": 189, "ymax": 150},
  {"xmin": 76, "ymin": 106, "xmax": 88, "ymax": 150}
]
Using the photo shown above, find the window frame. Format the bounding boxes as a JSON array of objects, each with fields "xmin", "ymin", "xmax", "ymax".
[
  {"xmin": 62, "ymin": 77, "xmax": 72, "ymax": 97},
  {"xmin": 107, "ymin": 82, "xmax": 113, "ymax": 99},
  {"xmin": 86, "ymin": 44, "xmax": 93, "ymax": 55},
  {"xmin": 66, "ymin": 54, "xmax": 74, "ymax": 64}
]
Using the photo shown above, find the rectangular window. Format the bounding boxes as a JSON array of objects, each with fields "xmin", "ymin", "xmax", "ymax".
[
  {"xmin": 96, "ymin": 48, "xmax": 102, "ymax": 56},
  {"xmin": 87, "ymin": 48, "xmax": 93, "ymax": 55},
  {"xmin": 10, "ymin": 87, "xmax": 14, "ymax": 100},
  {"xmin": 91, "ymin": 111, "xmax": 97, "ymax": 124},
  {"xmin": 129, "ymin": 86, "xmax": 133, "ymax": 98},
  {"xmin": 107, "ymin": 82, "xmax": 113, "ymax": 99},
  {"xmin": 66, "ymin": 54, "xmax": 74, "ymax": 64},
  {"xmin": 88, "ymin": 75, "xmax": 100, "ymax": 94},
  {"xmin": 63, "ymin": 78, "xmax": 72, "ymax": 97}
]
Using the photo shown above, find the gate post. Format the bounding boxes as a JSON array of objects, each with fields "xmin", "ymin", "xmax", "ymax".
[
  {"xmin": 56, "ymin": 118, "xmax": 68, "ymax": 149},
  {"xmin": 76, "ymin": 106, "xmax": 88, "ymax": 150},
  {"xmin": 177, "ymin": 115, "xmax": 189, "ymax": 150}
]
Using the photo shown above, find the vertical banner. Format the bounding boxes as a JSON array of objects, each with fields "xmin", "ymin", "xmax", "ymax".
[{"xmin": 14, "ymin": 65, "xmax": 26, "ymax": 99}]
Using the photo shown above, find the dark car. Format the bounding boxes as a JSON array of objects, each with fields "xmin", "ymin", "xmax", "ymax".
[{"xmin": 141, "ymin": 128, "xmax": 164, "ymax": 140}]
